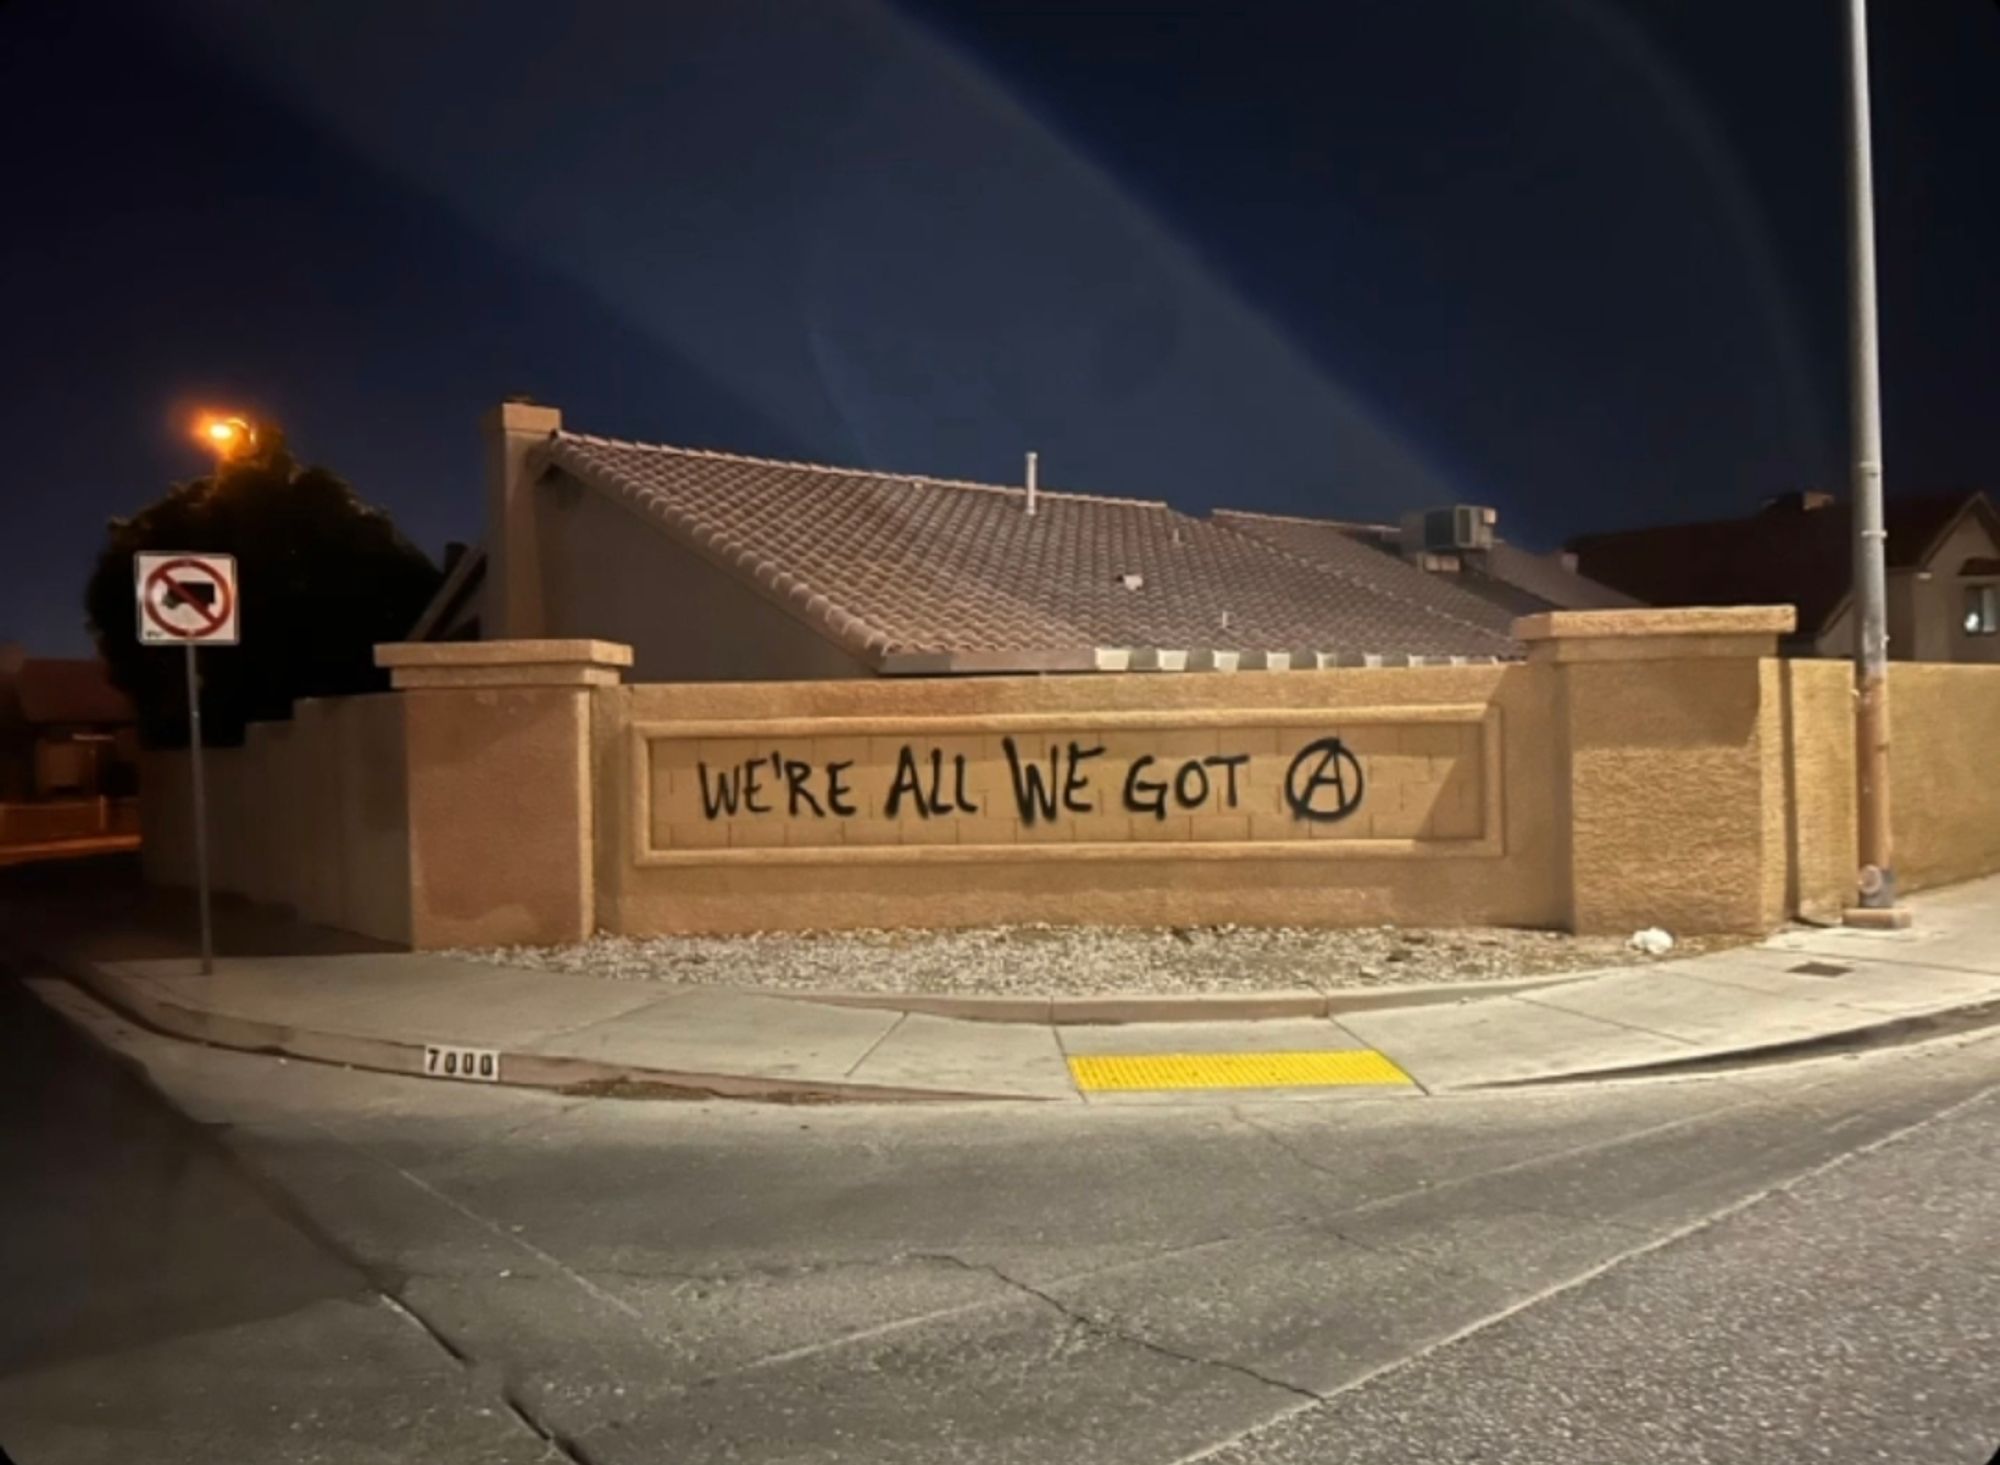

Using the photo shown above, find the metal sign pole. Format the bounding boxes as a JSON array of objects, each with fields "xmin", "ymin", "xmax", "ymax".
[
  {"xmin": 185, "ymin": 640, "xmax": 214, "ymax": 975},
  {"xmin": 137, "ymin": 549, "xmax": 236, "ymax": 969}
]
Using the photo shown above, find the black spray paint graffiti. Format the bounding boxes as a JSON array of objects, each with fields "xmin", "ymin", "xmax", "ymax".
[
  {"xmin": 693, "ymin": 735, "xmax": 1368, "ymax": 827},
  {"xmin": 698, "ymin": 753, "xmax": 855, "ymax": 819},
  {"xmin": 1122, "ymin": 753, "xmax": 1249, "ymax": 819},
  {"xmin": 1000, "ymin": 737, "xmax": 1105, "ymax": 824},
  {"xmin": 886, "ymin": 747, "xmax": 980, "ymax": 818},
  {"xmin": 1283, "ymin": 736, "xmax": 1365, "ymax": 823}
]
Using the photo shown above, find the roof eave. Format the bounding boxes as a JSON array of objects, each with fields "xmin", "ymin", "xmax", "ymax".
[
  {"xmin": 1901, "ymin": 491, "xmax": 2000, "ymax": 572},
  {"xmin": 408, "ymin": 539, "xmax": 488, "ymax": 641},
  {"xmin": 877, "ymin": 646, "xmax": 1517, "ymax": 676},
  {"xmin": 876, "ymin": 648, "xmax": 1101, "ymax": 676}
]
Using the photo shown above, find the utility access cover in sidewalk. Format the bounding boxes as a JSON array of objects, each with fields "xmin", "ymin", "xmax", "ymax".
[{"xmin": 1068, "ymin": 1049, "xmax": 1414, "ymax": 1092}]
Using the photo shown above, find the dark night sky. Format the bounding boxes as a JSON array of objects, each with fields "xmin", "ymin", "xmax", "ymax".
[{"xmin": 4, "ymin": 0, "xmax": 1997, "ymax": 654}]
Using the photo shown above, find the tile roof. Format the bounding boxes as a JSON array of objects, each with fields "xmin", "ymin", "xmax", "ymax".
[
  {"xmin": 1214, "ymin": 511, "xmax": 1639, "ymax": 621},
  {"xmin": 538, "ymin": 433, "xmax": 1520, "ymax": 670},
  {"xmin": 1468, "ymin": 541, "xmax": 1643, "ymax": 614},
  {"xmin": 1569, "ymin": 493, "xmax": 1996, "ymax": 637},
  {"xmin": 1210, "ymin": 511, "xmax": 1520, "ymax": 633}
]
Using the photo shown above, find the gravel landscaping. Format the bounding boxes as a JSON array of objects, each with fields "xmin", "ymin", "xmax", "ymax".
[{"xmin": 458, "ymin": 923, "xmax": 1748, "ymax": 998}]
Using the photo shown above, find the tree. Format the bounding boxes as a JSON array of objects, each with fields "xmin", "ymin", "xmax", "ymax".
[{"xmin": 85, "ymin": 430, "xmax": 443, "ymax": 747}]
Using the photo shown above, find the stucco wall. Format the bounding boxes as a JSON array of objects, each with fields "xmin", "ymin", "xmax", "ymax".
[
  {"xmin": 141, "ymin": 628, "xmax": 2000, "ymax": 950},
  {"xmin": 139, "ymin": 694, "xmax": 412, "ymax": 943},
  {"xmin": 402, "ymin": 685, "xmax": 593, "ymax": 949},
  {"xmin": 597, "ymin": 665, "xmax": 1567, "ymax": 935},
  {"xmin": 330, "ymin": 696, "xmax": 413, "ymax": 940},
  {"xmin": 535, "ymin": 474, "xmax": 873, "ymax": 683},
  {"xmin": 1891, "ymin": 663, "xmax": 2000, "ymax": 891},
  {"xmin": 1550, "ymin": 652, "xmax": 1779, "ymax": 935},
  {"xmin": 1777, "ymin": 659, "xmax": 1858, "ymax": 923}
]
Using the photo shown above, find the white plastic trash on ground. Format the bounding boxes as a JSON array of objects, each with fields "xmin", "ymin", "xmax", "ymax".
[{"xmin": 1628, "ymin": 927, "xmax": 1676, "ymax": 956}]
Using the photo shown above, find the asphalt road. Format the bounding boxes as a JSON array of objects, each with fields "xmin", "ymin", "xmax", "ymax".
[{"xmin": 2, "ymin": 968, "xmax": 1996, "ymax": 1465}]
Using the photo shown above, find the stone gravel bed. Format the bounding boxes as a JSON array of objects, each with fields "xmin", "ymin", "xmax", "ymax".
[{"xmin": 458, "ymin": 923, "xmax": 1747, "ymax": 997}]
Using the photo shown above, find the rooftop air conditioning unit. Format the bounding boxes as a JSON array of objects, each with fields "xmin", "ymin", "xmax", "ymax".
[{"xmin": 1423, "ymin": 505, "xmax": 1496, "ymax": 553}]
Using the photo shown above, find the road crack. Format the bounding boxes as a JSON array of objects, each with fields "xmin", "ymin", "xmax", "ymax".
[
  {"xmin": 1230, "ymin": 1108, "xmax": 1465, "ymax": 1261},
  {"xmin": 909, "ymin": 1251, "xmax": 1325, "ymax": 1406}
]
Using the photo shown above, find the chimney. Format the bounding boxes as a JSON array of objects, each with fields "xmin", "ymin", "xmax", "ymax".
[{"xmin": 483, "ymin": 399, "xmax": 562, "ymax": 639}]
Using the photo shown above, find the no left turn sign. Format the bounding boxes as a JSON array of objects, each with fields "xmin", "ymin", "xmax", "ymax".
[{"xmin": 136, "ymin": 552, "xmax": 239, "ymax": 645}]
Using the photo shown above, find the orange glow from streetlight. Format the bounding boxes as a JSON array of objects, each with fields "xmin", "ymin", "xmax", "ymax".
[{"xmin": 195, "ymin": 414, "xmax": 253, "ymax": 458}]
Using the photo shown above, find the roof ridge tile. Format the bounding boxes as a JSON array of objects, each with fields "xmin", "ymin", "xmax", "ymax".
[{"xmin": 554, "ymin": 430, "xmax": 1169, "ymax": 511}]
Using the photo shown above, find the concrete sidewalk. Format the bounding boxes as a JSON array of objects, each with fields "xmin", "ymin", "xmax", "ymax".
[{"xmin": 11, "ymin": 867, "xmax": 2000, "ymax": 1103}]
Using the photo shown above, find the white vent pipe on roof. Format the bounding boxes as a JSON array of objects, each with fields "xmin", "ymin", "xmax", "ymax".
[{"xmin": 1025, "ymin": 451, "xmax": 1038, "ymax": 517}]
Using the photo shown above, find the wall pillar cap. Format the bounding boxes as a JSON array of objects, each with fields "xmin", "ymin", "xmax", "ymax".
[
  {"xmin": 376, "ymin": 639, "xmax": 632, "ymax": 690},
  {"xmin": 1516, "ymin": 606, "xmax": 1796, "ymax": 664},
  {"xmin": 485, "ymin": 400, "xmax": 562, "ymax": 436}
]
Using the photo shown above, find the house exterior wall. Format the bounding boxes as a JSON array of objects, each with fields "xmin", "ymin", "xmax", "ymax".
[
  {"xmin": 1817, "ymin": 588, "xmax": 1915, "ymax": 660},
  {"xmin": 534, "ymin": 471, "xmax": 874, "ymax": 684},
  {"xmin": 1813, "ymin": 511, "xmax": 2000, "ymax": 664},
  {"xmin": 1926, "ymin": 512, "xmax": 2000, "ymax": 665},
  {"xmin": 1899, "ymin": 571, "xmax": 1948, "ymax": 663},
  {"xmin": 1813, "ymin": 603, "xmax": 1853, "ymax": 660},
  {"xmin": 1888, "ymin": 570, "xmax": 1926, "ymax": 660}
]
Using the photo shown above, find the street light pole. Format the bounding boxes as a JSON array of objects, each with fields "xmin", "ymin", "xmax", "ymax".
[{"xmin": 1842, "ymin": 0, "xmax": 1905, "ymax": 926}]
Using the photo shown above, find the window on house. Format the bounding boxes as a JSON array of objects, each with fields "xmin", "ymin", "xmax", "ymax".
[{"xmin": 1964, "ymin": 584, "xmax": 2000, "ymax": 636}]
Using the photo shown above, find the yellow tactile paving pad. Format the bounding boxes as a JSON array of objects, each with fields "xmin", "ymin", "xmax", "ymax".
[{"xmin": 1067, "ymin": 1049, "xmax": 1415, "ymax": 1093}]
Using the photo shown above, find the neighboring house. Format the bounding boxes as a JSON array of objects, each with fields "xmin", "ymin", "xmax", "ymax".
[
  {"xmin": 411, "ymin": 402, "xmax": 1522, "ymax": 679},
  {"xmin": 0, "ymin": 645, "xmax": 139, "ymax": 800},
  {"xmin": 1570, "ymin": 491, "xmax": 2000, "ymax": 662},
  {"xmin": 1214, "ymin": 507, "xmax": 1638, "ymax": 632}
]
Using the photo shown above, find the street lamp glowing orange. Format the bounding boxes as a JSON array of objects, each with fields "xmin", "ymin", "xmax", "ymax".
[{"xmin": 196, "ymin": 414, "xmax": 254, "ymax": 459}]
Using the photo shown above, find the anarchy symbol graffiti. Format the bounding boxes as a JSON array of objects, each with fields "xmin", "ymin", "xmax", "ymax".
[{"xmin": 1284, "ymin": 736, "xmax": 1365, "ymax": 823}]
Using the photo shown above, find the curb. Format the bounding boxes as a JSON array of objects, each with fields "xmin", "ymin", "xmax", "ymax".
[
  {"xmin": 1474, "ymin": 996, "xmax": 2000, "ymax": 1090},
  {"xmin": 778, "ymin": 973, "xmax": 1581, "ymax": 1025},
  {"xmin": 16, "ymin": 946, "xmax": 1048, "ymax": 1106}
]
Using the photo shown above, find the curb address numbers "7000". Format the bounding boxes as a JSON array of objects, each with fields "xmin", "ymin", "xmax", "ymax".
[{"xmin": 423, "ymin": 1044, "xmax": 500, "ymax": 1082}]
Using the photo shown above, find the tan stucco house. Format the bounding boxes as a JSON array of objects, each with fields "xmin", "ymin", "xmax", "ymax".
[
  {"xmin": 1570, "ymin": 490, "xmax": 2000, "ymax": 663},
  {"xmin": 413, "ymin": 402, "xmax": 1531, "ymax": 680}
]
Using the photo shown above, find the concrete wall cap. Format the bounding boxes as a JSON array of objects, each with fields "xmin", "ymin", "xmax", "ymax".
[
  {"xmin": 1514, "ymin": 606, "xmax": 1797, "ymax": 642},
  {"xmin": 375, "ymin": 639, "xmax": 634, "ymax": 670},
  {"xmin": 486, "ymin": 400, "xmax": 562, "ymax": 435}
]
